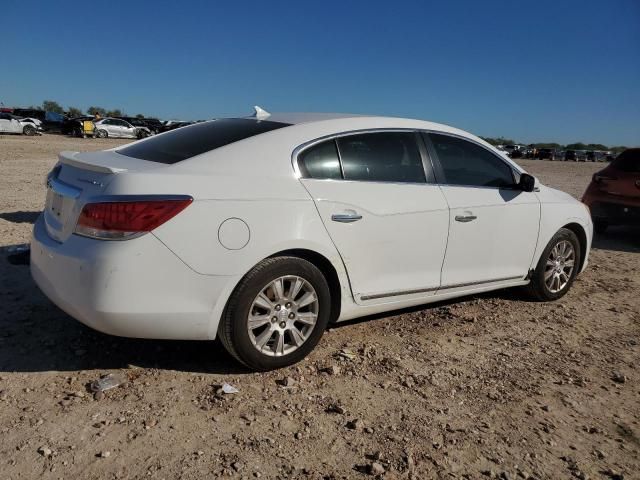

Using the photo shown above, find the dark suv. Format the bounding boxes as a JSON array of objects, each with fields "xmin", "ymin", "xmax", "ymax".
[
  {"xmin": 537, "ymin": 148, "xmax": 556, "ymax": 160},
  {"xmin": 564, "ymin": 150, "xmax": 577, "ymax": 161}
]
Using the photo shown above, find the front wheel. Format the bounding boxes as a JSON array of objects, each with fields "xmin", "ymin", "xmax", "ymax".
[
  {"xmin": 23, "ymin": 125, "xmax": 36, "ymax": 136},
  {"xmin": 525, "ymin": 228, "xmax": 581, "ymax": 301},
  {"xmin": 218, "ymin": 257, "xmax": 331, "ymax": 370}
]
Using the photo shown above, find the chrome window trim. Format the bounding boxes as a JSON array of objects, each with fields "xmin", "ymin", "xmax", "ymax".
[{"xmin": 292, "ymin": 127, "xmax": 523, "ymax": 190}]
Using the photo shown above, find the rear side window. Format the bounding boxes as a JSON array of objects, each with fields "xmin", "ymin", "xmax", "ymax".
[
  {"xmin": 613, "ymin": 149, "xmax": 640, "ymax": 173},
  {"xmin": 429, "ymin": 133, "xmax": 515, "ymax": 188},
  {"xmin": 118, "ymin": 118, "xmax": 290, "ymax": 164},
  {"xmin": 337, "ymin": 132, "xmax": 426, "ymax": 183},
  {"xmin": 298, "ymin": 140, "xmax": 342, "ymax": 179}
]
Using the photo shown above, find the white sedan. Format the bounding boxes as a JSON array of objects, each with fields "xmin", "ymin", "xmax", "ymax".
[
  {"xmin": 94, "ymin": 117, "xmax": 151, "ymax": 139},
  {"xmin": 31, "ymin": 108, "xmax": 592, "ymax": 370},
  {"xmin": 0, "ymin": 112, "xmax": 43, "ymax": 135}
]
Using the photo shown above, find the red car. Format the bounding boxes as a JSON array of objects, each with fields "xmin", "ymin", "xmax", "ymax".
[{"xmin": 582, "ymin": 148, "xmax": 640, "ymax": 233}]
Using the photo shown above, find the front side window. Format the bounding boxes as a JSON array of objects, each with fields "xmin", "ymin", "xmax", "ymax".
[
  {"xmin": 429, "ymin": 133, "xmax": 515, "ymax": 188},
  {"xmin": 337, "ymin": 132, "xmax": 426, "ymax": 183},
  {"xmin": 298, "ymin": 140, "xmax": 342, "ymax": 179}
]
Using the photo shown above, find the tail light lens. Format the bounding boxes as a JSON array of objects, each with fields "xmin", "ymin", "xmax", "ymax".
[
  {"xmin": 75, "ymin": 197, "xmax": 192, "ymax": 240},
  {"xmin": 593, "ymin": 173, "xmax": 617, "ymax": 183}
]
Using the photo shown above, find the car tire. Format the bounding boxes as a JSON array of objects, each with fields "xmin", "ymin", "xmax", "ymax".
[
  {"xmin": 23, "ymin": 125, "xmax": 36, "ymax": 136},
  {"xmin": 524, "ymin": 228, "xmax": 581, "ymax": 302},
  {"xmin": 96, "ymin": 129, "xmax": 108, "ymax": 138},
  {"xmin": 594, "ymin": 220, "xmax": 608, "ymax": 234},
  {"xmin": 218, "ymin": 256, "xmax": 331, "ymax": 371}
]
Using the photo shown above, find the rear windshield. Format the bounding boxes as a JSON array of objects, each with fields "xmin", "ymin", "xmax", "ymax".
[
  {"xmin": 117, "ymin": 118, "xmax": 290, "ymax": 164},
  {"xmin": 613, "ymin": 149, "xmax": 640, "ymax": 173}
]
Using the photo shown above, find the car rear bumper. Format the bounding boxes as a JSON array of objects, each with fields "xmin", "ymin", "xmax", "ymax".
[
  {"xmin": 30, "ymin": 215, "xmax": 231, "ymax": 340},
  {"xmin": 583, "ymin": 186, "xmax": 640, "ymax": 226}
]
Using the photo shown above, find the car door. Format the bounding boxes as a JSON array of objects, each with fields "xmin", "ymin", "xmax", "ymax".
[
  {"xmin": 425, "ymin": 132, "xmax": 540, "ymax": 291},
  {"xmin": 298, "ymin": 131, "xmax": 450, "ymax": 304},
  {"xmin": 119, "ymin": 120, "xmax": 136, "ymax": 138}
]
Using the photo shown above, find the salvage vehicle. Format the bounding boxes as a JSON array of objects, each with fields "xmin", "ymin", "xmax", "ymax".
[
  {"xmin": 582, "ymin": 148, "xmax": 640, "ymax": 233},
  {"xmin": 0, "ymin": 112, "xmax": 43, "ymax": 135},
  {"xmin": 12, "ymin": 109, "xmax": 65, "ymax": 133},
  {"xmin": 31, "ymin": 108, "xmax": 593, "ymax": 370},
  {"xmin": 94, "ymin": 118, "xmax": 151, "ymax": 139}
]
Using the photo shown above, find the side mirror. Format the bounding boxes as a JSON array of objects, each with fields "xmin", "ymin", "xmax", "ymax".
[{"xmin": 519, "ymin": 173, "xmax": 536, "ymax": 192}]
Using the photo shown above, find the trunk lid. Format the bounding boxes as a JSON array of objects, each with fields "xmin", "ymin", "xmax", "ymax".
[{"xmin": 43, "ymin": 150, "xmax": 161, "ymax": 243}]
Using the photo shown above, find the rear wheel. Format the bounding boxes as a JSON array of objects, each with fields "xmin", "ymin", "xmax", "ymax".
[
  {"xmin": 23, "ymin": 125, "xmax": 36, "ymax": 136},
  {"xmin": 96, "ymin": 129, "xmax": 108, "ymax": 138},
  {"xmin": 219, "ymin": 257, "xmax": 331, "ymax": 370},
  {"xmin": 525, "ymin": 228, "xmax": 581, "ymax": 301}
]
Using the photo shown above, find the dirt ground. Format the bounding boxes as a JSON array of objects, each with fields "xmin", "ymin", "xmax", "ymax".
[{"xmin": 1, "ymin": 134, "xmax": 638, "ymax": 480}]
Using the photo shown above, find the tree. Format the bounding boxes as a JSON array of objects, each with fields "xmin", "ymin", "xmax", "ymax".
[
  {"xmin": 106, "ymin": 109, "xmax": 123, "ymax": 117},
  {"xmin": 586, "ymin": 143, "xmax": 608, "ymax": 151},
  {"xmin": 87, "ymin": 106, "xmax": 107, "ymax": 117},
  {"xmin": 135, "ymin": 113, "xmax": 145, "ymax": 119},
  {"xmin": 42, "ymin": 100, "xmax": 64, "ymax": 114},
  {"xmin": 565, "ymin": 142, "xmax": 587, "ymax": 150},
  {"xmin": 67, "ymin": 107, "xmax": 83, "ymax": 117},
  {"xmin": 533, "ymin": 142, "xmax": 562, "ymax": 149}
]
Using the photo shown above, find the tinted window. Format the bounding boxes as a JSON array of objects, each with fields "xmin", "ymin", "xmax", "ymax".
[
  {"xmin": 118, "ymin": 118, "xmax": 290, "ymax": 164},
  {"xmin": 337, "ymin": 132, "xmax": 426, "ymax": 183},
  {"xmin": 429, "ymin": 133, "xmax": 515, "ymax": 188},
  {"xmin": 612, "ymin": 149, "xmax": 640, "ymax": 173},
  {"xmin": 298, "ymin": 140, "xmax": 342, "ymax": 179}
]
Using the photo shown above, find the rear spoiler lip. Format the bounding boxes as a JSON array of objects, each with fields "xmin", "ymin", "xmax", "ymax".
[{"xmin": 59, "ymin": 151, "xmax": 128, "ymax": 174}]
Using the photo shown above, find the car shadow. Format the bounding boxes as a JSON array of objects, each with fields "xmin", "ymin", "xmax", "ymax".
[
  {"xmin": 1, "ymin": 248, "xmax": 248, "ymax": 375},
  {"xmin": 0, "ymin": 210, "xmax": 41, "ymax": 224},
  {"xmin": 591, "ymin": 225, "xmax": 640, "ymax": 254}
]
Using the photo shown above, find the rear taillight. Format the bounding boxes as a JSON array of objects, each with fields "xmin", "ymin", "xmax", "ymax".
[
  {"xmin": 593, "ymin": 173, "xmax": 617, "ymax": 183},
  {"xmin": 75, "ymin": 197, "xmax": 192, "ymax": 240}
]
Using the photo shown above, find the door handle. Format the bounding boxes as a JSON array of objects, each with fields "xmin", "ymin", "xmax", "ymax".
[
  {"xmin": 455, "ymin": 215, "xmax": 477, "ymax": 223},
  {"xmin": 331, "ymin": 211, "xmax": 363, "ymax": 223}
]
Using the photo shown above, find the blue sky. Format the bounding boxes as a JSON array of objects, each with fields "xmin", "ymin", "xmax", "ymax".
[{"xmin": 2, "ymin": 0, "xmax": 639, "ymax": 146}]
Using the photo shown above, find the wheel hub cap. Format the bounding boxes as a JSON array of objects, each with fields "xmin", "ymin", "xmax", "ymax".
[
  {"xmin": 544, "ymin": 240, "xmax": 575, "ymax": 293},
  {"xmin": 247, "ymin": 275, "xmax": 319, "ymax": 357}
]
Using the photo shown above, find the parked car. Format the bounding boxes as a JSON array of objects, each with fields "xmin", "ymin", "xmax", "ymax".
[
  {"xmin": 565, "ymin": 150, "xmax": 577, "ymax": 161},
  {"xmin": 0, "ymin": 112, "xmax": 43, "ymax": 135},
  {"xmin": 537, "ymin": 148, "xmax": 556, "ymax": 160},
  {"xmin": 31, "ymin": 110, "xmax": 593, "ymax": 370},
  {"xmin": 12, "ymin": 109, "xmax": 65, "ymax": 133},
  {"xmin": 62, "ymin": 116, "xmax": 96, "ymax": 137},
  {"xmin": 576, "ymin": 150, "xmax": 588, "ymax": 162},
  {"xmin": 116, "ymin": 116, "xmax": 162, "ymax": 135},
  {"xmin": 94, "ymin": 118, "xmax": 151, "ymax": 139},
  {"xmin": 582, "ymin": 148, "xmax": 640, "ymax": 233},
  {"xmin": 159, "ymin": 120, "xmax": 195, "ymax": 133}
]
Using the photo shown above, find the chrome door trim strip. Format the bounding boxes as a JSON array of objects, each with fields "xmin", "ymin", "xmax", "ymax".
[
  {"xmin": 360, "ymin": 286, "xmax": 439, "ymax": 301},
  {"xmin": 439, "ymin": 275, "xmax": 524, "ymax": 290},
  {"xmin": 359, "ymin": 275, "xmax": 525, "ymax": 301}
]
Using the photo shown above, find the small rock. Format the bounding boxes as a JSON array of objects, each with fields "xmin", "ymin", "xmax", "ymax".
[
  {"xmin": 611, "ymin": 372, "xmax": 626, "ymax": 384},
  {"xmin": 368, "ymin": 462, "xmax": 385, "ymax": 475},
  {"xmin": 327, "ymin": 404, "xmax": 346, "ymax": 414},
  {"xmin": 295, "ymin": 432, "xmax": 303, "ymax": 440},
  {"xmin": 541, "ymin": 405, "xmax": 550, "ymax": 412},
  {"xmin": 98, "ymin": 451, "xmax": 110, "ymax": 458},
  {"xmin": 279, "ymin": 377, "xmax": 296, "ymax": 387},
  {"xmin": 232, "ymin": 461, "xmax": 243, "ymax": 472},
  {"xmin": 38, "ymin": 446, "xmax": 52, "ymax": 457},
  {"xmin": 347, "ymin": 418, "xmax": 364, "ymax": 430},
  {"xmin": 323, "ymin": 365, "xmax": 341, "ymax": 375}
]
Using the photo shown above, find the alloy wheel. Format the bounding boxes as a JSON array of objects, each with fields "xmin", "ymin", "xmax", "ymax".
[
  {"xmin": 247, "ymin": 275, "xmax": 319, "ymax": 357},
  {"xmin": 544, "ymin": 240, "xmax": 575, "ymax": 293}
]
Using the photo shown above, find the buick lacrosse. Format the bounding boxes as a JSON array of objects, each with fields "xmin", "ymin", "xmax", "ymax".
[{"xmin": 31, "ymin": 108, "xmax": 592, "ymax": 370}]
